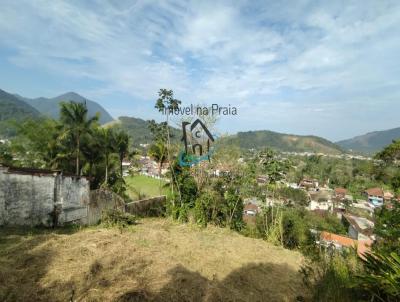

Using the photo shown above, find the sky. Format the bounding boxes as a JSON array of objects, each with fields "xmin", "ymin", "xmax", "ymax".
[{"xmin": 0, "ymin": 0, "xmax": 399, "ymax": 141}]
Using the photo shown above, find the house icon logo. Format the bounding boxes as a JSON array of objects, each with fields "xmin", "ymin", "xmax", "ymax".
[{"xmin": 178, "ymin": 119, "xmax": 215, "ymax": 166}]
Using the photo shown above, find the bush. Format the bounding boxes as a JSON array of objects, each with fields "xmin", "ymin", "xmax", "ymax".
[
  {"xmin": 356, "ymin": 251, "xmax": 400, "ymax": 301},
  {"xmin": 301, "ymin": 252, "xmax": 364, "ymax": 302},
  {"xmin": 101, "ymin": 209, "xmax": 136, "ymax": 228}
]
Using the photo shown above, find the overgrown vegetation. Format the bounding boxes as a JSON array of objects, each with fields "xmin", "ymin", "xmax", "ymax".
[
  {"xmin": 100, "ymin": 209, "xmax": 136, "ymax": 228},
  {"xmin": 0, "ymin": 100, "xmax": 133, "ymax": 198}
]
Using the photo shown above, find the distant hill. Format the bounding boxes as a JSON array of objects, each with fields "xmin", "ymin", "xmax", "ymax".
[
  {"xmin": 0, "ymin": 89, "xmax": 41, "ymax": 136},
  {"xmin": 220, "ymin": 130, "xmax": 343, "ymax": 154},
  {"xmin": 336, "ymin": 127, "xmax": 400, "ymax": 155},
  {"xmin": 20, "ymin": 92, "xmax": 114, "ymax": 125},
  {"xmin": 111, "ymin": 116, "xmax": 181, "ymax": 146}
]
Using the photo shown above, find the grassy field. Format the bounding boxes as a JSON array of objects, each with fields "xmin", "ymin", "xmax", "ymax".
[
  {"xmin": 125, "ymin": 175, "xmax": 168, "ymax": 200},
  {"xmin": 0, "ymin": 218, "xmax": 308, "ymax": 301}
]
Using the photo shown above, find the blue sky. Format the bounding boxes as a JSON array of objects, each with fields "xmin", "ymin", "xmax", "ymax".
[{"xmin": 0, "ymin": 0, "xmax": 399, "ymax": 141}]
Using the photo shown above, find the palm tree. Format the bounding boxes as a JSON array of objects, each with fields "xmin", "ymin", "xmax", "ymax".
[
  {"xmin": 148, "ymin": 141, "xmax": 167, "ymax": 178},
  {"xmin": 115, "ymin": 130, "xmax": 130, "ymax": 176},
  {"xmin": 59, "ymin": 101, "xmax": 98, "ymax": 175},
  {"xmin": 80, "ymin": 130, "xmax": 103, "ymax": 183}
]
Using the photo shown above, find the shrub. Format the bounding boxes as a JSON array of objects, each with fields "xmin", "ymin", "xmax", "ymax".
[
  {"xmin": 101, "ymin": 209, "xmax": 136, "ymax": 228},
  {"xmin": 356, "ymin": 251, "xmax": 400, "ymax": 301}
]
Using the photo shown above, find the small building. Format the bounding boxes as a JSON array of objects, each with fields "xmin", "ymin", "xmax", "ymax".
[
  {"xmin": 309, "ymin": 190, "xmax": 332, "ymax": 211},
  {"xmin": 122, "ymin": 160, "xmax": 132, "ymax": 177},
  {"xmin": 334, "ymin": 187, "xmax": 347, "ymax": 200},
  {"xmin": 243, "ymin": 203, "xmax": 260, "ymax": 216},
  {"xmin": 384, "ymin": 191, "xmax": 394, "ymax": 202},
  {"xmin": 318, "ymin": 231, "xmax": 372, "ymax": 258},
  {"xmin": 299, "ymin": 178, "xmax": 319, "ymax": 191},
  {"xmin": 365, "ymin": 187, "xmax": 384, "ymax": 207},
  {"xmin": 342, "ymin": 214, "xmax": 374, "ymax": 241}
]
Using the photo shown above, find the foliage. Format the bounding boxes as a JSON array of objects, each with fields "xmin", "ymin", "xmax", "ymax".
[
  {"xmin": 0, "ymin": 89, "xmax": 40, "ymax": 137},
  {"xmin": 276, "ymin": 186, "xmax": 309, "ymax": 206},
  {"xmin": 2, "ymin": 101, "xmax": 131, "ymax": 198},
  {"xmin": 59, "ymin": 101, "xmax": 99, "ymax": 175},
  {"xmin": 100, "ymin": 209, "xmax": 136, "ymax": 228},
  {"xmin": 219, "ymin": 130, "xmax": 343, "ymax": 154},
  {"xmin": 374, "ymin": 201, "xmax": 400, "ymax": 254},
  {"xmin": 356, "ymin": 251, "xmax": 400, "ymax": 301},
  {"xmin": 301, "ymin": 252, "xmax": 364, "ymax": 302},
  {"xmin": 375, "ymin": 139, "xmax": 400, "ymax": 163}
]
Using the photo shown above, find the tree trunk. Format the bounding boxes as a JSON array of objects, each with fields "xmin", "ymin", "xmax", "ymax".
[
  {"xmin": 76, "ymin": 134, "xmax": 80, "ymax": 176},
  {"xmin": 120, "ymin": 153, "xmax": 123, "ymax": 176},
  {"xmin": 105, "ymin": 153, "xmax": 109, "ymax": 184}
]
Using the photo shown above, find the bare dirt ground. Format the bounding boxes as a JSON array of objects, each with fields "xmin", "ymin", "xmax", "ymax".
[{"xmin": 0, "ymin": 218, "xmax": 308, "ymax": 301}]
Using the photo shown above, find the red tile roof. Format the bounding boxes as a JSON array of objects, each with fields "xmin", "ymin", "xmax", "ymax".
[
  {"xmin": 334, "ymin": 187, "xmax": 347, "ymax": 195},
  {"xmin": 244, "ymin": 203, "xmax": 259, "ymax": 211},
  {"xmin": 320, "ymin": 231, "xmax": 356, "ymax": 248},
  {"xmin": 365, "ymin": 187, "xmax": 383, "ymax": 197}
]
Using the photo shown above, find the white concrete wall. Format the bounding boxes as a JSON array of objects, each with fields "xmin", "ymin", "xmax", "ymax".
[{"xmin": 0, "ymin": 167, "xmax": 90, "ymax": 226}]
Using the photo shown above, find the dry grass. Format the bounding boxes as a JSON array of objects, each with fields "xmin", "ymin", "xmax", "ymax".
[{"xmin": 0, "ymin": 219, "xmax": 308, "ymax": 301}]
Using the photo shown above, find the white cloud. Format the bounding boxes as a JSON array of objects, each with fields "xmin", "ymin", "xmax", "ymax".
[{"xmin": 0, "ymin": 0, "xmax": 400, "ymax": 139}]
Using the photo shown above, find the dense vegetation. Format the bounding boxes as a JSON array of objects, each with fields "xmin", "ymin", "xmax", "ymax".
[
  {"xmin": 220, "ymin": 129, "xmax": 343, "ymax": 154},
  {"xmin": 1, "ymin": 88, "xmax": 399, "ymax": 301},
  {"xmin": 114, "ymin": 116, "xmax": 181, "ymax": 147},
  {"xmin": 0, "ymin": 89, "xmax": 40, "ymax": 137},
  {"xmin": 0, "ymin": 101, "xmax": 131, "ymax": 196}
]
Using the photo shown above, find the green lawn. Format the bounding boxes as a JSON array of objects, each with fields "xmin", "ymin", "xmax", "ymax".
[{"xmin": 125, "ymin": 174, "xmax": 169, "ymax": 200}]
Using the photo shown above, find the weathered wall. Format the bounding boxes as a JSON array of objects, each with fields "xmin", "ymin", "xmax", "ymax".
[
  {"xmin": 125, "ymin": 195, "xmax": 166, "ymax": 217},
  {"xmin": 0, "ymin": 166, "xmax": 90, "ymax": 226},
  {"xmin": 86, "ymin": 189, "xmax": 126, "ymax": 225},
  {"xmin": 0, "ymin": 166, "xmax": 55, "ymax": 226}
]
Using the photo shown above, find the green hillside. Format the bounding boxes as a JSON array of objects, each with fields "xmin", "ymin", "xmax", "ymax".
[
  {"xmin": 336, "ymin": 127, "xmax": 400, "ymax": 155},
  {"xmin": 112, "ymin": 116, "xmax": 181, "ymax": 146},
  {"xmin": 21, "ymin": 92, "xmax": 114, "ymax": 125},
  {"xmin": 220, "ymin": 130, "xmax": 343, "ymax": 154},
  {"xmin": 0, "ymin": 89, "xmax": 40, "ymax": 137}
]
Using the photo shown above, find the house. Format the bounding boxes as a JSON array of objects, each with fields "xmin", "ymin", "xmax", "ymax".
[
  {"xmin": 243, "ymin": 200, "xmax": 261, "ymax": 225},
  {"xmin": 318, "ymin": 231, "xmax": 372, "ymax": 258},
  {"xmin": 243, "ymin": 203, "xmax": 260, "ymax": 216},
  {"xmin": 342, "ymin": 214, "xmax": 374, "ymax": 241},
  {"xmin": 334, "ymin": 187, "xmax": 347, "ymax": 200},
  {"xmin": 309, "ymin": 190, "xmax": 332, "ymax": 211},
  {"xmin": 319, "ymin": 231, "xmax": 357, "ymax": 251},
  {"xmin": 299, "ymin": 178, "xmax": 319, "ymax": 191},
  {"xmin": 384, "ymin": 191, "xmax": 394, "ymax": 202},
  {"xmin": 122, "ymin": 160, "xmax": 132, "ymax": 177},
  {"xmin": 365, "ymin": 187, "xmax": 384, "ymax": 207}
]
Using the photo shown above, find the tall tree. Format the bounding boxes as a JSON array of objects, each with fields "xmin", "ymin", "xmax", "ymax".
[
  {"xmin": 154, "ymin": 89, "xmax": 181, "ymax": 197},
  {"xmin": 59, "ymin": 101, "xmax": 98, "ymax": 175},
  {"xmin": 115, "ymin": 130, "xmax": 130, "ymax": 176}
]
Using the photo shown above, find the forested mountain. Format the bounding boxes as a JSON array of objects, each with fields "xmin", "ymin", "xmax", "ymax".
[
  {"xmin": 110, "ymin": 116, "xmax": 181, "ymax": 146},
  {"xmin": 0, "ymin": 89, "xmax": 41, "ymax": 136},
  {"xmin": 219, "ymin": 130, "xmax": 343, "ymax": 154},
  {"xmin": 336, "ymin": 127, "xmax": 400, "ymax": 155},
  {"xmin": 20, "ymin": 92, "xmax": 114, "ymax": 125}
]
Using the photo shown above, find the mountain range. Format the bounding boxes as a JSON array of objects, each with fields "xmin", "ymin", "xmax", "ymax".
[
  {"xmin": 336, "ymin": 127, "xmax": 400, "ymax": 155},
  {"xmin": 1, "ymin": 87, "xmax": 399, "ymax": 154},
  {"xmin": 0, "ymin": 89, "xmax": 41, "ymax": 136},
  {"xmin": 219, "ymin": 130, "xmax": 343, "ymax": 154},
  {"xmin": 16, "ymin": 91, "xmax": 113, "ymax": 124}
]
